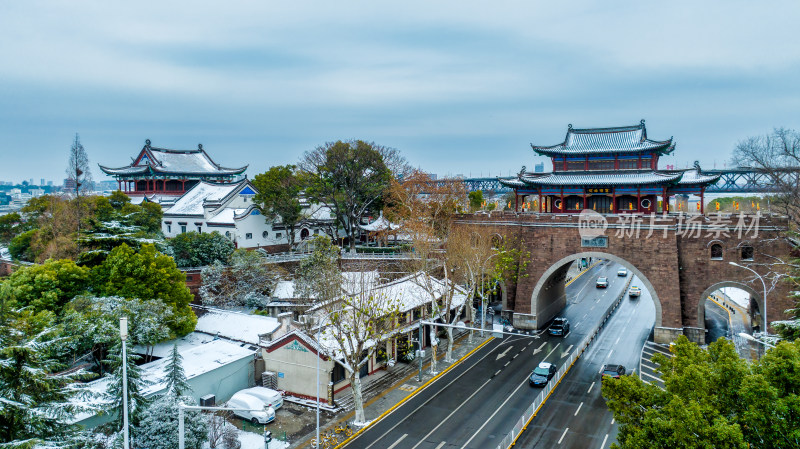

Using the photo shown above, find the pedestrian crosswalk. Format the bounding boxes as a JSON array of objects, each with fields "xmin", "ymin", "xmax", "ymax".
[{"xmin": 638, "ymin": 341, "xmax": 672, "ymax": 390}]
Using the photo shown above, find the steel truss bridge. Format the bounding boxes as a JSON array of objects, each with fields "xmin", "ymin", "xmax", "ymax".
[{"xmin": 448, "ymin": 168, "xmax": 795, "ymax": 194}]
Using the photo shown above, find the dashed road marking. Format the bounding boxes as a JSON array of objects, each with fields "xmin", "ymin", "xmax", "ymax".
[
  {"xmin": 558, "ymin": 428, "xmax": 569, "ymax": 444},
  {"xmin": 387, "ymin": 434, "xmax": 407, "ymax": 449},
  {"xmin": 587, "ymin": 381, "xmax": 595, "ymax": 394},
  {"xmin": 434, "ymin": 443, "xmax": 446, "ymax": 449},
  {"xmin": 606, "ymin": 349, "xmax": 614, "ymax": 359},
  {"xmin": 409, "ymin": 379, "xmax": 490, "ymax": 449},
  {"xmin": 600, "ymin": 434, "xmax": 609, "ymax": 448},
  {"xmin": 574, "ymin": 402, "xmax": 583, "ymax": 416},
  {"xmin": 504, "ymin": 361, "xmax": 510, "ymax": 367},
  {"xmin": 494, "ymin": 370, "xmax": 501, "ymax": 376}
]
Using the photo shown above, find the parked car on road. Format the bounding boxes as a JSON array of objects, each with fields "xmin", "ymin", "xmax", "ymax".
[
  {"xmin": 227, "ymin": 391, "xmax": 276, "ymax": 425},
  {"xmin": 601, "ymin": 364, "xmax": 626, "ymax": 379},
  {"xmin": 629, "ymin": 286, "xmax": 641, "ymax": 298},
  {"xmin": 617, "ymin": 268, "xmax": 628, "ymax": 276},
  {"xmin": 549, "ymin": 317, "xmax": 570, "ymax": 336},
  {"xmin": 529, "ymin": 362, "xmax": 557, "ymax": 387},
  {"xmin": 596, "ymin": 276, "xmax": 609, "ymax": 288}
]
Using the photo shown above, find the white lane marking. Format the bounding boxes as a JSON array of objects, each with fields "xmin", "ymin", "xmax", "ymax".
[
  {"xmin": 615, "ymin": 336, "xmax": 621, "ymax": 345},
  {"xmin": 460, "ymin": 375, "xmax": 531, "ymax": 448},
  {"xmin": 409, "ymin": 379, "xmax": 491, "ymax": 449},
  {"xmin": 512, "ymin": 354, "xmax": 518, "ymax": 360},
  {"xmin": 434, "ymin": 443, "xmax": 446, "ymax": 449},
  {"xmin": 595, "ymin": 297, "xmax": 601, "ymax": 303},
  {"xmin": 387, "ymin": 434, "xmax": 407, "ymax": 449},
  {"xmin": 544, "ymin": 342, "xmax": 562, "ymax": 360},
  {"xmin": 641, "ymin": 371, "xmax": 663, "ymax": 381},
  {"xmin": 558, "ymin": 428, "xmax": 569, "ymax": 444},
  {"xmin": 527, "ymin": 341, "xmax": 533, "ymax": 346},
  {"xmin": 600, "ymin": 434, "xmax": 609, "ymax": 448},
  {"xmin": 504, "ymin": 361, "xmax": 510, "ymax": 367},
  {"xmin": 496, "ymin": 346, "xmax": 512, "ymax": 360},
  {"xmin": 574, "ymin": 402, "xmax": 583, "ymax": 416},
  {"xmin": 611, "ymin": 418, "xmax": 615, "ymax": 425},
  {"xmin": 606, "ymin": 349, "xmax": 614, "ymax": 359},
  {"xmin": 361, "ymin": 341, "xmax": 510, "ymax": 449},
  {"xmin": 494, "ymin": 370, "xmax": 501, "ymax": 376},
  {"xmin": 641, "ymin": 360, "xmax": 659, "ymax": 369},
  {"xmin": 587, "ymin": 381, "xmax": 595, "ymax": 394}
]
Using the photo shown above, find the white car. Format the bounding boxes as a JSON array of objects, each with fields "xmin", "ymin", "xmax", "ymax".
[
  {"xmin": 617, "ymin": 268, "xmax": 628, "ymax": 276},
  {"xmin": 226, "ymin": 391, "xmax": 275, "ymax": 425},
  {"xmin": 238, "ymin": 387, "xmax": 283, "ymax": 410}
]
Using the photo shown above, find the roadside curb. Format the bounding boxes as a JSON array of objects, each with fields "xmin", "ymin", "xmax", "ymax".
[{"xmin": 564, "ymin": 260, "xmax": 601, "ymax": 288}]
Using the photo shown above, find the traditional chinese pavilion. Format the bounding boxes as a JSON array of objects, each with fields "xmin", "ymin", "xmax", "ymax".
[
  {"xmin": 99, "ymin": 139, "xmax": 248, "ymax": 197},
  {"xmin": 499, "ymin": 121, "xmax": 720, "ymax": 214}
]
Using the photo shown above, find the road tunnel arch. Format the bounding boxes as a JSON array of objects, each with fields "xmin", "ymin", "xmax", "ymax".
[
  {"xmin": 529, "ymin": 251, "xmax": 663, "ymax": 330},
  {"xmin": 698, "ymin": 281, "xmax": 761, "ymax": 339}
]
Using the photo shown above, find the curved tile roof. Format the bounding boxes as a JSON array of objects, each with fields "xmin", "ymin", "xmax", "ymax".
[
  {"xmin": 677, "ymin": 168, "xmax": 721, "ymax": 185},
  {"xmin": 520, "ymin": 171, "xmax": 682, "ymax": 186},
  {"xmin": 99, "ymin": 140, "xmax": 247, "ymax": 176},
  {"xmin": 532, "ymin": 121, "xmax": 675, "ymax": 156}
]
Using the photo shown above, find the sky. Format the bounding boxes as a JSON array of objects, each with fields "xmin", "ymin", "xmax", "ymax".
[{"xmin": 1, "ymin": 1, "xmax": 798, "ymax": 184}]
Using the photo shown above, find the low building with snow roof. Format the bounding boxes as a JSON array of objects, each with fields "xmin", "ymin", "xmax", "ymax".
[
  {"xmin": 73, "ymin": 337, "xmax": 256, "ymax": 428},
  {"xmin": 260, "ymin": 272, "xmax": 469, "ymax": 406}
]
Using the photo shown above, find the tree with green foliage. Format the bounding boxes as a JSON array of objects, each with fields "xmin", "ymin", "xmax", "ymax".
[
  {"xmin": 134, "ymin": 395, "xmax": 207, "ymax": 449},
  {"xmin": 164, "ymin": 344, "xmax": 191, "ymax": 397},
  {"xmin": 2, "ymin": 258, "xmax": 90, "ymax": 314},
  {"xmin": 0, "ymin": 212, "xmax": 21, "ymax": 243},
  {"xmin": 468, "ymin": 190, "xmax": 483, "ymax": 211},
  {"xmin": 602, "ymin": 336, "xmax": 800, "ymax": 449},
  {"xmin": 104, "ymin": 341, "xmax": 149, "ymax": 433},
  {"xmin": 167, "ymin": 231, "xmax": 235, "ymax": 268},
  {"xmin": 252, "ymin": 165, "xmax": 304, "ymax": 248},
  {"xmin": 91, "ymin": 243, "xmax": 196, "ymax": 337},
  {"xmin": 8, "ymin": 228, "xmax": 36, "ymax": 261},
  {"xmin": 0, "ymin": 309, "xmax": 85, "ymax": 447},
  {"xmin": 300, "ymin": 140, "xmax": 395, "ymax": 250},
  {"xmin": 294, "ymin": 235, "xmax": 341, "ymax": 303},
  {"xmin": 108, "ymin": 190, "xmax": 131, "ymax": 210}
]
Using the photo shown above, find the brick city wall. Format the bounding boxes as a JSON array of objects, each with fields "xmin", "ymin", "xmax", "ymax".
[{"xmin": 457, "ymin": 212, "xmax": 792, "ymax": 343}]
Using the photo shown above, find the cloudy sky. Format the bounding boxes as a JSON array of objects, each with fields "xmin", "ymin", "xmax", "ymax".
[{"xmin": 1, "ymin": 1, "xmax": 798, "ymax": 184}]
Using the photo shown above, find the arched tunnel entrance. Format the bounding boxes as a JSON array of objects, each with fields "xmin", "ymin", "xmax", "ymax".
[{"xmin": 522, "ymin": 252, "xmax": 664, "ymax": 331}]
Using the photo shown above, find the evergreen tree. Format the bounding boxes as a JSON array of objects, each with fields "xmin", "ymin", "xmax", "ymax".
[
  {"xmin": 104, "ymin": 341, "xmax": 149, "ymax": 432},
  {"xmin": 164, "ymin": 344, "xmax": 191, "ymax": 397},
  {"xmin": 134, "ymin": 395, "xmax": 208, "ymax": 449},
  {"xmin": 0, "ymin": 309, "xmax": 84, "ymax": 447}
]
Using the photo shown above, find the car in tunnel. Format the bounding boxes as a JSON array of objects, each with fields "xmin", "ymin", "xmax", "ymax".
[
  {"xmin": 596, "ymin": 276, "xmax": 609, "ymax": 288},
  {"xmin": 529, "ymin": 362, "xmax": 557, "ymax": 387},
  {"xmin": 548, "ymin": 317, "xmax": 570, "ymax": 336}
]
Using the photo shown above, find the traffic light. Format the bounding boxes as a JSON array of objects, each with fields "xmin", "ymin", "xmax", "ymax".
[{"xmin": 264, "ymin": 430, "xmax": 272, "ymax": 443}]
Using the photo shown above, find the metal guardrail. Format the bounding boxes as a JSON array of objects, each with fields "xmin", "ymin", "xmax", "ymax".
[{"xmin": 494, "ymin": 275, "xmax": 633, "ymax": 449}]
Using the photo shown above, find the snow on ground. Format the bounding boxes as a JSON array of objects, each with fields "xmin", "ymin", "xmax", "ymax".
[
  {"xmin": 719, "ymin": 287, "xmax": 751, "ymax": 308},
  {"xmin": 237, "ymin": 429, "xmax": 289, "ymax": 449}
]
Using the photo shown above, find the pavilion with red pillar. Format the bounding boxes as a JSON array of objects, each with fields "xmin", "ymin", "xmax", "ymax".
[
  {"xmin": 500, "ymin": 121, "xmax": 720, "ymax": 214},
  {"xmin": 99, "ymin": 139, "xmax": 248, "ymax": 198}
]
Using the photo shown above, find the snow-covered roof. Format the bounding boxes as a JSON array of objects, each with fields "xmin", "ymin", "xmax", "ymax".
[
  {"xmin": 305, "ymin": 204, "xmax": 335, "ymax": 221},
  {"xmin": 677, "ymin": 168, "xmax": 721, "ymax": 185},
  {"xmin": 532, "ymin": 122, "xmax": 675, "ymax": 156},
  {"xmin": 341, "ymin": 271, "xmax": 380, "ymax": 295},
  {"xmin": 164, "ymin": 181, "xmax": 241, "ymax": 216},
  {"xmin": 99, "ymin": 142, "xmax": 247, "ymax": 176},
  {"xmin": 372, "ymin": 273, "xmax": 467, "ymax": 314},
  {"xmin": 359, "ymin": 214, "xmax": 399, "ymax": 232},
  {"xmin": 71, "ymin": 339, "xmax": 254, "ymax": 423},
  {"xmin": 207, "ymin": 208, "xmax": 246, "ymax": 225},
  {"xmin": 132, "ymin": 331, "xmax": 216, "ymax": 359},
  {"xmin": 195, "ymin": 308, "xmax": 281, "ymax": 345}
]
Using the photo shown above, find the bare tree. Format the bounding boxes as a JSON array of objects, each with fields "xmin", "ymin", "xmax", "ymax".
[
  {"xmin": 385, "ymin": 171, "xmax": 468, "ymax": 370},
  {"xmin": 66, "ymin": 133, "xmax": 93, "ymax": 198},
  {"xmin": 200, "ymin": 249, "xmax": 285, "ymax": 308},
  {"xmin": 733, "ymin": 127, "xmax": 800, "ymax": 228},
  {"xmin": 312, "ymin": 271, "xmax": 401, "ymax": 424}
]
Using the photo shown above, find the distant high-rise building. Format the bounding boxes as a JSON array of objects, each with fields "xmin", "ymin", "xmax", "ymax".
[
  {"xmin": 29, "ymin": 178, "xmax": 34, "ymax": 186},
  {"xmin": 47, "ymin": 180, "xmax": 53, "ymax": 186},
  {"xmin": 40, "ymin": 178, "xmax": 45, "ymax": 186},
  {"xmin": 534, "ymin": 162, "xmax": 545, "ymax": 173}
]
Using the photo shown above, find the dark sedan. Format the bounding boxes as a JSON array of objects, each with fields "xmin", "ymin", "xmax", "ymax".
[
  {"xmin": 529, "ymin": 362, "xmax": 557, "ymax": 387},
  {"xmin": 601, "ymin": 364, "xmax": 626, "ymax": 379}
]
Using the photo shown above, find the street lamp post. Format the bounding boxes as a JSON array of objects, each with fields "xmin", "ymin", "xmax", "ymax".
[
  {"xmin": 119, "ymin": 317, "xmax": 130, "ymax": 449},
  {"xmin": 729, "ymin": 262, "xmax": 768, "ymax": 335},
  {"xmin": 738, "ymin": 332, "xmax": 776, "ymax": 348}
]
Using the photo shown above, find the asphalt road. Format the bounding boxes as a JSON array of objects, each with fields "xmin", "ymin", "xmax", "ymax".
[
  {"xmin": 704, "ymin": 299, "xmax": 730, "ymax": 344},
  {"xmin": 513, "ymin": 275, "xmax": 656, "ymax": 449},
  {"xmin": 344, "ymin": 260, "xmax": 636, "ymax": 449}
]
